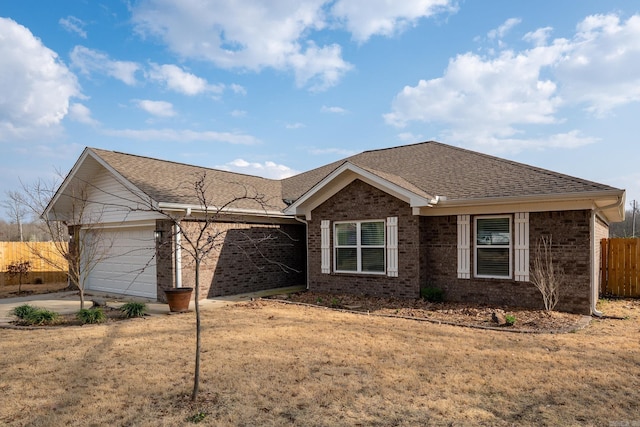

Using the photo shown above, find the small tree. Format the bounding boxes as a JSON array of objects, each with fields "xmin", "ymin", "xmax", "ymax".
[
  {"xmin": 158, "ymin": 172, "xmax": 298, "ymax": 402},
  {"xmin": 20, "ymin": 176, "xmax": 113, "ymax": 309},
  {"xmin": 6, "ymin": 260, "xmax": 32, "ymax": 295},
  {"xmin": 530, "ymin": 235, "xmax": 563, "ymax": 311}
]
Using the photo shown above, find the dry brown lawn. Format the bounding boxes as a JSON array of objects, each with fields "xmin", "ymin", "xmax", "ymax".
[{"xmin": 1, "ymin": 298, "xmax": 639, "ymax": 426}]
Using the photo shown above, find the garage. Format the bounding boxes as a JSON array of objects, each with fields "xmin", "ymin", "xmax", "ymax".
[{"xmin": 83, "ymin": 226, "xmax": 157, "ymax": 299}]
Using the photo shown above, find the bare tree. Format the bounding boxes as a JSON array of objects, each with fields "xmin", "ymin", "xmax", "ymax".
[
  {"xmin": 20, "ymin": 176, "xmax": 113, "ymax": 309},
  {"xmin": 2, "ymin": 190, "xmax": 29, "ymax": 242},
  {"xmin": 158, "ymin": 173, "xmax": 296, "ymax": 402},
  {"xmin": 530, "ymin": 235, "xmax": 563, "ymax": 311}
]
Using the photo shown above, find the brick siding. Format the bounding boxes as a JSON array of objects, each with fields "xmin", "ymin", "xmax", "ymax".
[
  {"xmin": 156, "ymin": 219, "xmax": 305, "ymax": 301},
  {"xmin": 308, "ymin": 179, "xmax": 421, "ymax": 298},
  {"xmin": 307, "ymin": 179, "xmax": 595, "ymax": 314},
  {"xmin": 422, "ymin": 210, "xmax": 595, "ymax": 314}
]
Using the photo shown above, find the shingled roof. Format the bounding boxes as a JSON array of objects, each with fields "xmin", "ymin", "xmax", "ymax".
[
  {"xmin": 84, "ymin": 141, "xmax": 621, "ymax": 216},
  {"xmin": 90, "ymin": 148, "xmax": 286, "ymax": 212},
  {"xmin": 282, "ymin": 141, "xmax": 620, "ymax": 202}
]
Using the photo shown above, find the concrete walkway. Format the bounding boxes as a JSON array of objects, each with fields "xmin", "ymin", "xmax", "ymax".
[{"xmin": 0, "ymin": 285, "xmax": 305, "ymax": 325}]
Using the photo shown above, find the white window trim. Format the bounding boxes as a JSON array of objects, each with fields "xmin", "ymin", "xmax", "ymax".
[
  {"xmin": 334, "ymin": 219, "xmax": 386, "ymax": 275},
  {"xmin": 474, "ymin": 215, "xmax": 512, "ymax": 279}
]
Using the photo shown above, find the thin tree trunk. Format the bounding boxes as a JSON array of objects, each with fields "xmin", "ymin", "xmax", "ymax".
[{"xmin": 191, "ymin": 258, "xmax": 201, "ymax": 402}]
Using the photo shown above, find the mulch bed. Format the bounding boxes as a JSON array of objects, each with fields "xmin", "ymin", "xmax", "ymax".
[
  {"xmin": 265, "ymin": 291, "xmax": 591, "ymax": 333},
  {"xmin": 8, "ymin": 306, "xmax": 137, "ymax": 328}
]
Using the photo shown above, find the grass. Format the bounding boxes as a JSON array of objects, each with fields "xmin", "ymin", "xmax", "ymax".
[{"xmin": 0, "ymin": 299, "xmax": 639, "ymax": 426}]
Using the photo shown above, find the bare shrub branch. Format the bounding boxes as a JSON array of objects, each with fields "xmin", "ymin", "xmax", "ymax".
[{"xmin": 530, "ymin": 235, "xmax": 563, "ymax": 311}]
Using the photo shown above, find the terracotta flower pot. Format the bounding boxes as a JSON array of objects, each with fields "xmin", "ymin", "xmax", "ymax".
[{"xmin": 164, "ymin": 287, "xmax": 193, "ymax": 312}]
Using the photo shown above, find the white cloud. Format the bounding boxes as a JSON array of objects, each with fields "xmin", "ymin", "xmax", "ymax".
[
  {"xmin": 0, "ymin": 18, "xmax": 81, "ymax": 141},
  {"xmin": 487, "ymin": 18, "xmax": 521, "ymax": 40},
  {"xmin": 231, "ymin": 110, "xmax": 247, "ymax": 118},
  {"xmin": 147, "ymin": 63, "xmax": 223, "ymax": 95},
  {"xmin": 103, "ymin": 128, "xmax": 260, "ymax": 144},
  {"xmin": 131, "ymin": 0, "xmax": 455, "ymax": 90},
  {"xmin": 68, "ymin": 103, "xmax": 99, "ymax": 125},
  {"xmin": 397, "ymin": 132, "xmax": 423, "ymax": 142},
  {"xmin": 555, "ymin": 14, "xmax": 640, "ymax": 116},
  {"xmin": 321, "ymin": 105, "xmax": 348, "ymax": 114},
  {"xmin": 70, "ymin": 46, "xmax": 140, "ymax": 85},
  {"xmin": 135, "ymin": 100, "xmax": 176, "ymax": 117},
  {"xmin": 331, "ymin": 0, "xmax": 456, "ymax": 42},
  {"xmin": 309, "ymin": 147, "xmax": 357, "ymax": 156},
  {"xmin": 218, "ymin": 158, "xmax": 299, "ymax": 179},
  {"xmin": 524, "ymin": 27, "xmax": 553, "ymax": 46},
  {"xmin": 230, "ymin": 84, "xmax": 247, "ymax": 95},
  {"xmin": 59, "ymin": 16, "xmax": 87, "ymax": 38},
  {"xmin": 285, "ymin": 122, "xmax": 305, "ymax": 129},
  {"xmin": 132, "ymin": 0, "xmax": 351, "ymax": 91},
  {"xmin": 385, "ymin": 13, "xmax": 640, "ymax": 152}
]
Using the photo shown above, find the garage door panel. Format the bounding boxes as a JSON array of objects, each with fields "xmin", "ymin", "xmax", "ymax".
[{"xmin": 84, "ymin": 227, "xmax": 157, "ymax": 299}]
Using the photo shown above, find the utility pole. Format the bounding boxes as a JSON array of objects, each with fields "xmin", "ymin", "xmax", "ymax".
[{"xmin": 633, "ymin": 200, "xmax": 637, "ymax": 238}]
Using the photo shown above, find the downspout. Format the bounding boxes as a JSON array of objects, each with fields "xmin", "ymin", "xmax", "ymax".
[
  {"xmin": 174, "ymin": 222, "xmax": 182, "ymax": 288},
  {"xmin": 294, "ymin": 215, "xmax": 310, "ymax": 290},
  {"xmin": 591, "ymin": 196, "xmax": 625, "ymax": 317}
]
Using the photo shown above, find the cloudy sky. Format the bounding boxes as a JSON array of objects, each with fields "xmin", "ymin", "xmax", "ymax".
[{"xmin": 1, "ymin": 0, "xmax": 639, "ymax": 220}]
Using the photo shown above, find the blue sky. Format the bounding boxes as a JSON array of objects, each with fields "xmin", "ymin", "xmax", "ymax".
[{"xmin": 1, "ymin": 0, "xmax": 639, "ymax": 221}]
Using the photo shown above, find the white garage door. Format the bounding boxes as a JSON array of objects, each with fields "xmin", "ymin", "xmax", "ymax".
[{"xmin": 84, "ymin": 227, "xmax": 157, "ymax": 299}]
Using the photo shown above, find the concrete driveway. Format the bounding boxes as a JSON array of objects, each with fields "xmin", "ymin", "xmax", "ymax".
[{"xmin": 0, "ymin": 285, "xmax": 304, "ymax": 325}]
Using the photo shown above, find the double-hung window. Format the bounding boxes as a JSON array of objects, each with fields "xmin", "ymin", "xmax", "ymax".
[
  {"xmin": 475, "ymin": 216, "xmax": 511, "ymax": 278},
  {"xmin": 334, "ymin": 220, "xmax": 385, "ymax": 274}
]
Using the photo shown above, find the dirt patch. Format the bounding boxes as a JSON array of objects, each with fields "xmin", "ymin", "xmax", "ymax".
[
  {"xmin": 270, "ymin": 291, "xmax": 590, "ymax": 333},
  {"xmin": 0, "ymin": 282, "xmax": 68, "ymax": 299}
]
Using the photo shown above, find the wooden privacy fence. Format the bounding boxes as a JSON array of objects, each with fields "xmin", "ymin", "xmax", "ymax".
[
  {"xmin": 0, "ymin": 242, "xmax": 68, "ymax": 286},
  {"xmin": 600, "ymin": 238, "xmax": 640, "ymax": 297}
]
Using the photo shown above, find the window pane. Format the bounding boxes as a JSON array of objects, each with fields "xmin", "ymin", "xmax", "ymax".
[
  {"xmin": 362, "ymin": 248, "xmax": 385, "ymax": 272},
  {"xmin": 361, "ymin": 221, "xmax": 385, "ymax": 246},
  {"xmin": 336, "ymin": 223, "xmax": 357, "ymax": 246},
  {"xmin": 477, "ymin": 248, "xmax": 509, "ymax": 276},
  {"xmin": 477, "ymin": 218, "xmax": 510, "ymax": 246},
  {"xmin": 336, "ymin": 248, "xmax": 357, "ymax": 271}
]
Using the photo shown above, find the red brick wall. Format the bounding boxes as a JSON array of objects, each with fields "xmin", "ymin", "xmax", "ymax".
[
  {"xmin": 308, "ymin": 179, "xmax": 421, "ymax": 298},
  {"xmin": 156, "ymin": 219, "xmax": 305, "ymax": 300},
  {"xmin": 422, "ymin": 210, "xmax": 594, "ymax": 314}
]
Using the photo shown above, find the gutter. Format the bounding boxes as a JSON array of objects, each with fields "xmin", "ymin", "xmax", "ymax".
[
  {"xmin": 436, "ymin": 189, "xmax": 624, "ymax": 208},
  {"xmin": 590, "ymin": 195, "xmax": 625, "ymax": 317},
  {"xmin": 157, "ymin": 202, "xmax": 292, "ymax": 219}
]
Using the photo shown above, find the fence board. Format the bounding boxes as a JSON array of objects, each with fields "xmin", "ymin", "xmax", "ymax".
[
  {"xmin": 601, "ymin": 238, "xmax": 640, "ymax": 297},
  {"xmin": 0, "ymin": 242, "xmax": 68, "ymax": 286}
]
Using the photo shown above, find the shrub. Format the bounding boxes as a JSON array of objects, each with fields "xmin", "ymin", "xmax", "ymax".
[
  {"xmin": 420, "ymin": 286, "xmax": 445, "ymax": 303},
  {"xmin": 20, "ymin": 309, "xmax": 61, "ymax": 326},
  {"xmin": 120, "ymin": 302, "xmax": 147, "ymax": 318},
  {"xmin": 505, "ymin": 314, "xmax": 516, "ymax": 326},
  {"xmin": 76, "ymin": 308, "xmax": 106, "ymax": 324},
  {"xmin": 12, "ymin": 304, "xmax": 37, "ymax": 319},
  {"xmin": 34, "ymin": 277, "xmax": 44, "ymax": 284}
]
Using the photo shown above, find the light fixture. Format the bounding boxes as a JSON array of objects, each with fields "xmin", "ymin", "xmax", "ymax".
[{"xmin": 154, "ymin": 230, "xmax": 163, "ymax": 242}]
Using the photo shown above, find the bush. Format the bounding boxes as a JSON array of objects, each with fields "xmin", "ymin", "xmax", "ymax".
[
  {"xmin": 120, "ymin": 302, "xmax": 147, "ymax": 318},
  {"xmin": 76, "ymin": 308, "xmax": 106, "ymax": 325},
  {"xmin": 420, "ymin": 286, "xmax": 445, "ymax": 303},
  {"xmin": 12, "ymin": 304, "xmax": 37, "ymax": 319},
  {"xmin": 34, "ymin": 277, "xmax": 43, "ymax": 284},
  {"xmin": 505, "ymin": 314, "xmax": 516, "ymax": 326},
  {"xmin": 19, "ymin": 308, "xmax": 61, "ymax": 326}
]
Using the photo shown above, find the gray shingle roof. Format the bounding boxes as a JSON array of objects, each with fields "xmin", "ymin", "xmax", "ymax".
[
  {"xmin": 90, "ymin": 148, "xmax": 286, "ymax": 212},
  {"xmin": 282, "ymin": 141, "xmax": 620, "ymax": 202},
  {"xmin": 90, "ymin": 141, "xmax": 621, "ymax": 214}
]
